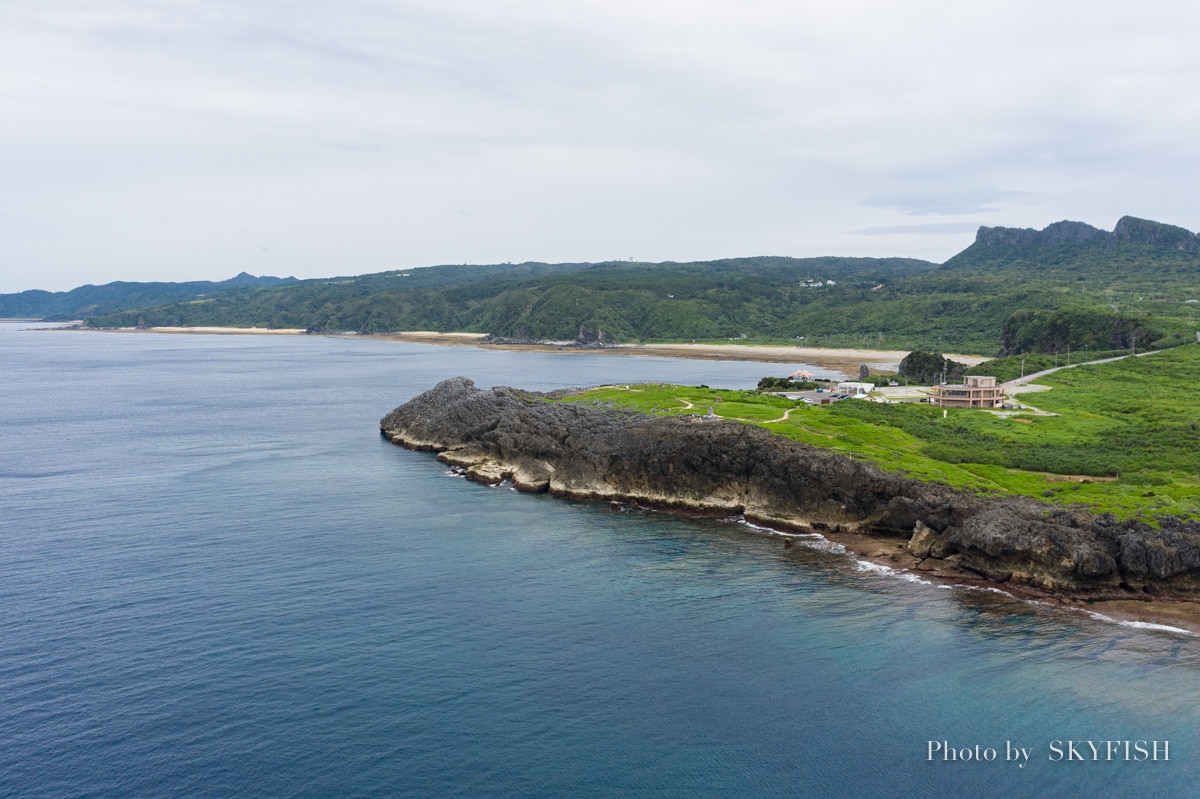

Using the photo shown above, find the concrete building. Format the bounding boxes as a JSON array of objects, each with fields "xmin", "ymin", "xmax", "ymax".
[
  {"xmin": 930, "ymin": 375, "xmax": 1004, "ymax": 409},
  {"xmin": 836, "ymin": 381, "xmax": 874, "ymax": 396}
]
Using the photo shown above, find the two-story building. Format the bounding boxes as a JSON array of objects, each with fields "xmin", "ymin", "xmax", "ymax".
[{"xmin": 929, "ymin": 375, "xmax": 1004, "ymax": 409}]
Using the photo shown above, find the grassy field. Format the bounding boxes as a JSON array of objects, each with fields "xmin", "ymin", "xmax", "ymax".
[{"xmin": 561, "ymin": 344, "xmax": 1200, "ymax": 521}]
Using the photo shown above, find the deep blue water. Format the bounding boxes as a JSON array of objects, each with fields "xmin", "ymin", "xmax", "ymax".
[{"xmin": 2, "ymin": 326, "xmax": 1197, "ymax": 798}]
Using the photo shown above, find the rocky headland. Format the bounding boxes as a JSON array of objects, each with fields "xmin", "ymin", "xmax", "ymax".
[{"xmin": 381, "ymin": 377, "xmax": 1200, "ymax": 621}]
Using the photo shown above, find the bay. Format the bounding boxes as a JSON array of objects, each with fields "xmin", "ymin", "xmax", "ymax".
[{"xmin": 1, "ymin": 326, "xmax": 1197, "ymax": 798}]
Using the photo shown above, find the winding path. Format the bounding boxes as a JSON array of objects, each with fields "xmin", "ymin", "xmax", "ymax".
[{"xmin": 763, "ymin": 406, "xmax": 803, "ymax": 424}]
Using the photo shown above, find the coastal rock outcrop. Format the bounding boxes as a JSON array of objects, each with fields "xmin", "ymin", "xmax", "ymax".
[{"xmin": 382, "ymin": 378, "xmax": 1200, "ymax": 596}]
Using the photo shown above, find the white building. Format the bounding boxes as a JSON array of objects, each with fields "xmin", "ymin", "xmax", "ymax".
[{"xmin": 836, "ymin": 381, "xmax": 874, "ymax": 396}]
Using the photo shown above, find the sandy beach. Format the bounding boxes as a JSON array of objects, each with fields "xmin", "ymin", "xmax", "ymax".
[
  {"xmin": 80, "ymin": 325, "xmax": 992, "ymax": 374},
  {"xmin": 378, "ymin": 332, "xmax": 991, "ymax": 373},
  {"xmin": 129, "ymin": 325, "xmax": 309, "ymax": 335}
]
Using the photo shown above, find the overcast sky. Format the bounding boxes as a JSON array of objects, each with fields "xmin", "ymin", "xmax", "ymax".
[{"xmin": 3, "ymin": 0, "xmax": 1199, "ymax": 292}]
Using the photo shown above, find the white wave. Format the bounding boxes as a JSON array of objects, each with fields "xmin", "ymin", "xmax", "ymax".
[
  {"xmin": 801, "ymin": 538, "xmax": 846, "ymax": 554},
  {"xmin": 974, "ymin": 585, "xmax": 1016, "ymax": 597},
  {"xmin": 854, "ymin": 559, "xmax": 931, "ymax": 585},
  {"xmin": 735, "ymin": 518, "xmax": 844, "ymax": 550},
  {"xmin": 1080, "ymin": 610, "xmax": 1197, "ymax": 637},
  {"xmin": 737, "ymin": 518, "xmax": 821, "ymax": 537}
]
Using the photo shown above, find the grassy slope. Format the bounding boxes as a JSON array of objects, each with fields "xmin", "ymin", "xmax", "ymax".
[{"xmin": 561, "ymin": 344, "xmax": 1200, "ymax": 522}]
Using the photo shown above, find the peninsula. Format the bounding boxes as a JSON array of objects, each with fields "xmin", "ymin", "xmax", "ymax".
[{"xmin": 382, "ymin": 376, "xmax": 1200, "ymax": 630}]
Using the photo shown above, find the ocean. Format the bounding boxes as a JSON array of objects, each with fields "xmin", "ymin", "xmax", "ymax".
[{"xmin": 2, "ymin": 324, "xmax": 1197, "ymax": 798}]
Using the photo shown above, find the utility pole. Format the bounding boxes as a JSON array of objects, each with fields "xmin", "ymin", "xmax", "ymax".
[{"xmin": 1021, "ymin": 358, "xmax": 1025, "ymax": 379}]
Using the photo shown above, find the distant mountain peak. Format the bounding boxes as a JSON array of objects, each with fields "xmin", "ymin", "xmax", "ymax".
[
  {"xmin": 974, "ymin": 216, "xmax": 1199, "ymax": 252},
  {"xmin": 222, "ymin": 272, "xmax": 298, "ymax": 287},
  {"xmin": 1112, "ymin": 216, "xmax": 1199, "ymax": 250}
]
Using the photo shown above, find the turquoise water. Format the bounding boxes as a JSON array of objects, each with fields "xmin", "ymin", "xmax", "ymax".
[{"xmin": 2, "ymin": 327, "xmax": 1197, "ymax": 797}]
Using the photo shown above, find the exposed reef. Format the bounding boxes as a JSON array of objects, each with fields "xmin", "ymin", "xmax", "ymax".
[{"xmin": 381, "ymin": 377, "xmax": 1200, "ymax": 600}]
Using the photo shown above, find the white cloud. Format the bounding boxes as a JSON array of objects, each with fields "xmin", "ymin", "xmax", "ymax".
[{"xmin": 2, "ymin": 0, "xmax": 1199, "ymax": 291}]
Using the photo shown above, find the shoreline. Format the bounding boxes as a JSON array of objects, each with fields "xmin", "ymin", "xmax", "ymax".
[
  {"xmin": 69, "ymin": 325, "xmax": 992, "ymax": 373},
  {"xmin": 430, "ymin": 439, "xmax": 1200, "ymax": 637},
  {"xmin": 809, "ymin": 525, "xmax": 1200, "ymax": 635},
  {"xmin": 382, "ymin": 377, "xmax": 1200, "ymax": 637}
]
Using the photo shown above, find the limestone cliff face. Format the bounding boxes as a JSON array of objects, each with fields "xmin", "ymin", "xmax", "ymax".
[{"xmin": 381, "ymin": 377, "xmax": 1200, "ymax": 596}]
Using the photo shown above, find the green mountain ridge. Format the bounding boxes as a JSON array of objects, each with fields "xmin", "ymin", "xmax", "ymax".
[
  {"xmin": 10, "ymin": 216, "xmax": 1200, "ymax": 355},
  {"xmin": 0, "ymin": 272, "xmax": 298, "ymax": 320}
]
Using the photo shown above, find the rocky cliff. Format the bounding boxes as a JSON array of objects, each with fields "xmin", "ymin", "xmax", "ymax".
[
  {"xmin": 382, "ymin": 377, "xmax": 1200, "ymax": 597},
  {"xmin": 974, "ymin": 216, "xmax": 1199, "ymax": 252}
]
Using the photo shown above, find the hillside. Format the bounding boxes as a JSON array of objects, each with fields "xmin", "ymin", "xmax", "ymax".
[
  {"xmin": 21, "ymin": 215, "xmax": 1200, "ymax": 355},
  {"xmin": 0, "ymin": 272, "xmax": 298, "ymax": 320},
  {"xmin": 83, "ymin": 256, "xmax": 943, "ymax": 344}
]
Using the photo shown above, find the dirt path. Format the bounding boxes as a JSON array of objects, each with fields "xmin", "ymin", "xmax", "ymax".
[{"xmin": 762, "ymin": 406, "xmax": 802, "ymax": 424}]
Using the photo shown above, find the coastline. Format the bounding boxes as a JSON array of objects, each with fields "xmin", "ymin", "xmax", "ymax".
[
  {"xmin": 95, "ymin": 325, "xmax": 309, "ymax": 335},
  {"xmin": 70, "ymin": 325, "xmax": 991, "ymax": 372},
  {"xmin": 381, "ymin": 377, "xmax": 1200, "ymax": 636},
  {"xmin": 809, "ymin": 526, "xmax": 1200, "ymax": 635},
  {"xmin": 444, "ymin": 447, "xmax": 1200, "ymax": 636}
]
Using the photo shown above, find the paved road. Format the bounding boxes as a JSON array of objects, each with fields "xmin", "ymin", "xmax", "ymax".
[{"xmin": 1002, "ymin": 349, "xmax": 1163, "ymax": 388}]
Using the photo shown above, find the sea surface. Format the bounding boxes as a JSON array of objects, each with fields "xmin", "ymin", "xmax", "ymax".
[{"xmin": 2, "ymin": 324, "xmax": 1197, "ymax": 798}]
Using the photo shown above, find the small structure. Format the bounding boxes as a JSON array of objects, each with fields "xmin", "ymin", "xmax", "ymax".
[
  {"xmin": 837, "ymin": 381, "xmax": 874, "ymax": 396},
  {"xmin": 930, "ymin": 375, "xmax": 1004, "ymax": 409}
]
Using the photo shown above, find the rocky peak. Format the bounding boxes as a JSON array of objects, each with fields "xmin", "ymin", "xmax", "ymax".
[
  {"xmin": 974, "ymin": 220, "xmax": 1112, "ymax": 248},
  {"xmin": 973, "ymin": 216, "xmax": 1199, "ymax": 251},
  {"xmin": 1113, "ymin": 216, "xmax": 1200, "ymax": 251}
]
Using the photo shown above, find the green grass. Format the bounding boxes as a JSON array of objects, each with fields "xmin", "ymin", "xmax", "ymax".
[{"xmin": 562, "ymin": 345, "xmax": 1200, "ymax": 521}]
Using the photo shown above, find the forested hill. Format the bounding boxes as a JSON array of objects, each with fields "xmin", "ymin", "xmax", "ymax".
[
  {"xmin": 942, "ymin": 215, "xmax": 1200, "ymax": 290},
  {"xmin": 0, "ymin": 272, "xmax": 298, "ymax": 320},
  {"xmin": 22, "ymin": 215, "xmax": 1200, "ymax": 355},
  {"xmin": 82, "ymin": 255, "xmax": 942, "ymax": 343},
  {"xmin": 928, "ymin": 216, "xmax": 1200, "ymax": 354}
]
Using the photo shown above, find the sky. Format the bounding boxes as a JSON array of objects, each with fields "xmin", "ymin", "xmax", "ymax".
[{"xmin": 3, "ymin": 0, "xmax": 1199, "ymax": 293}]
